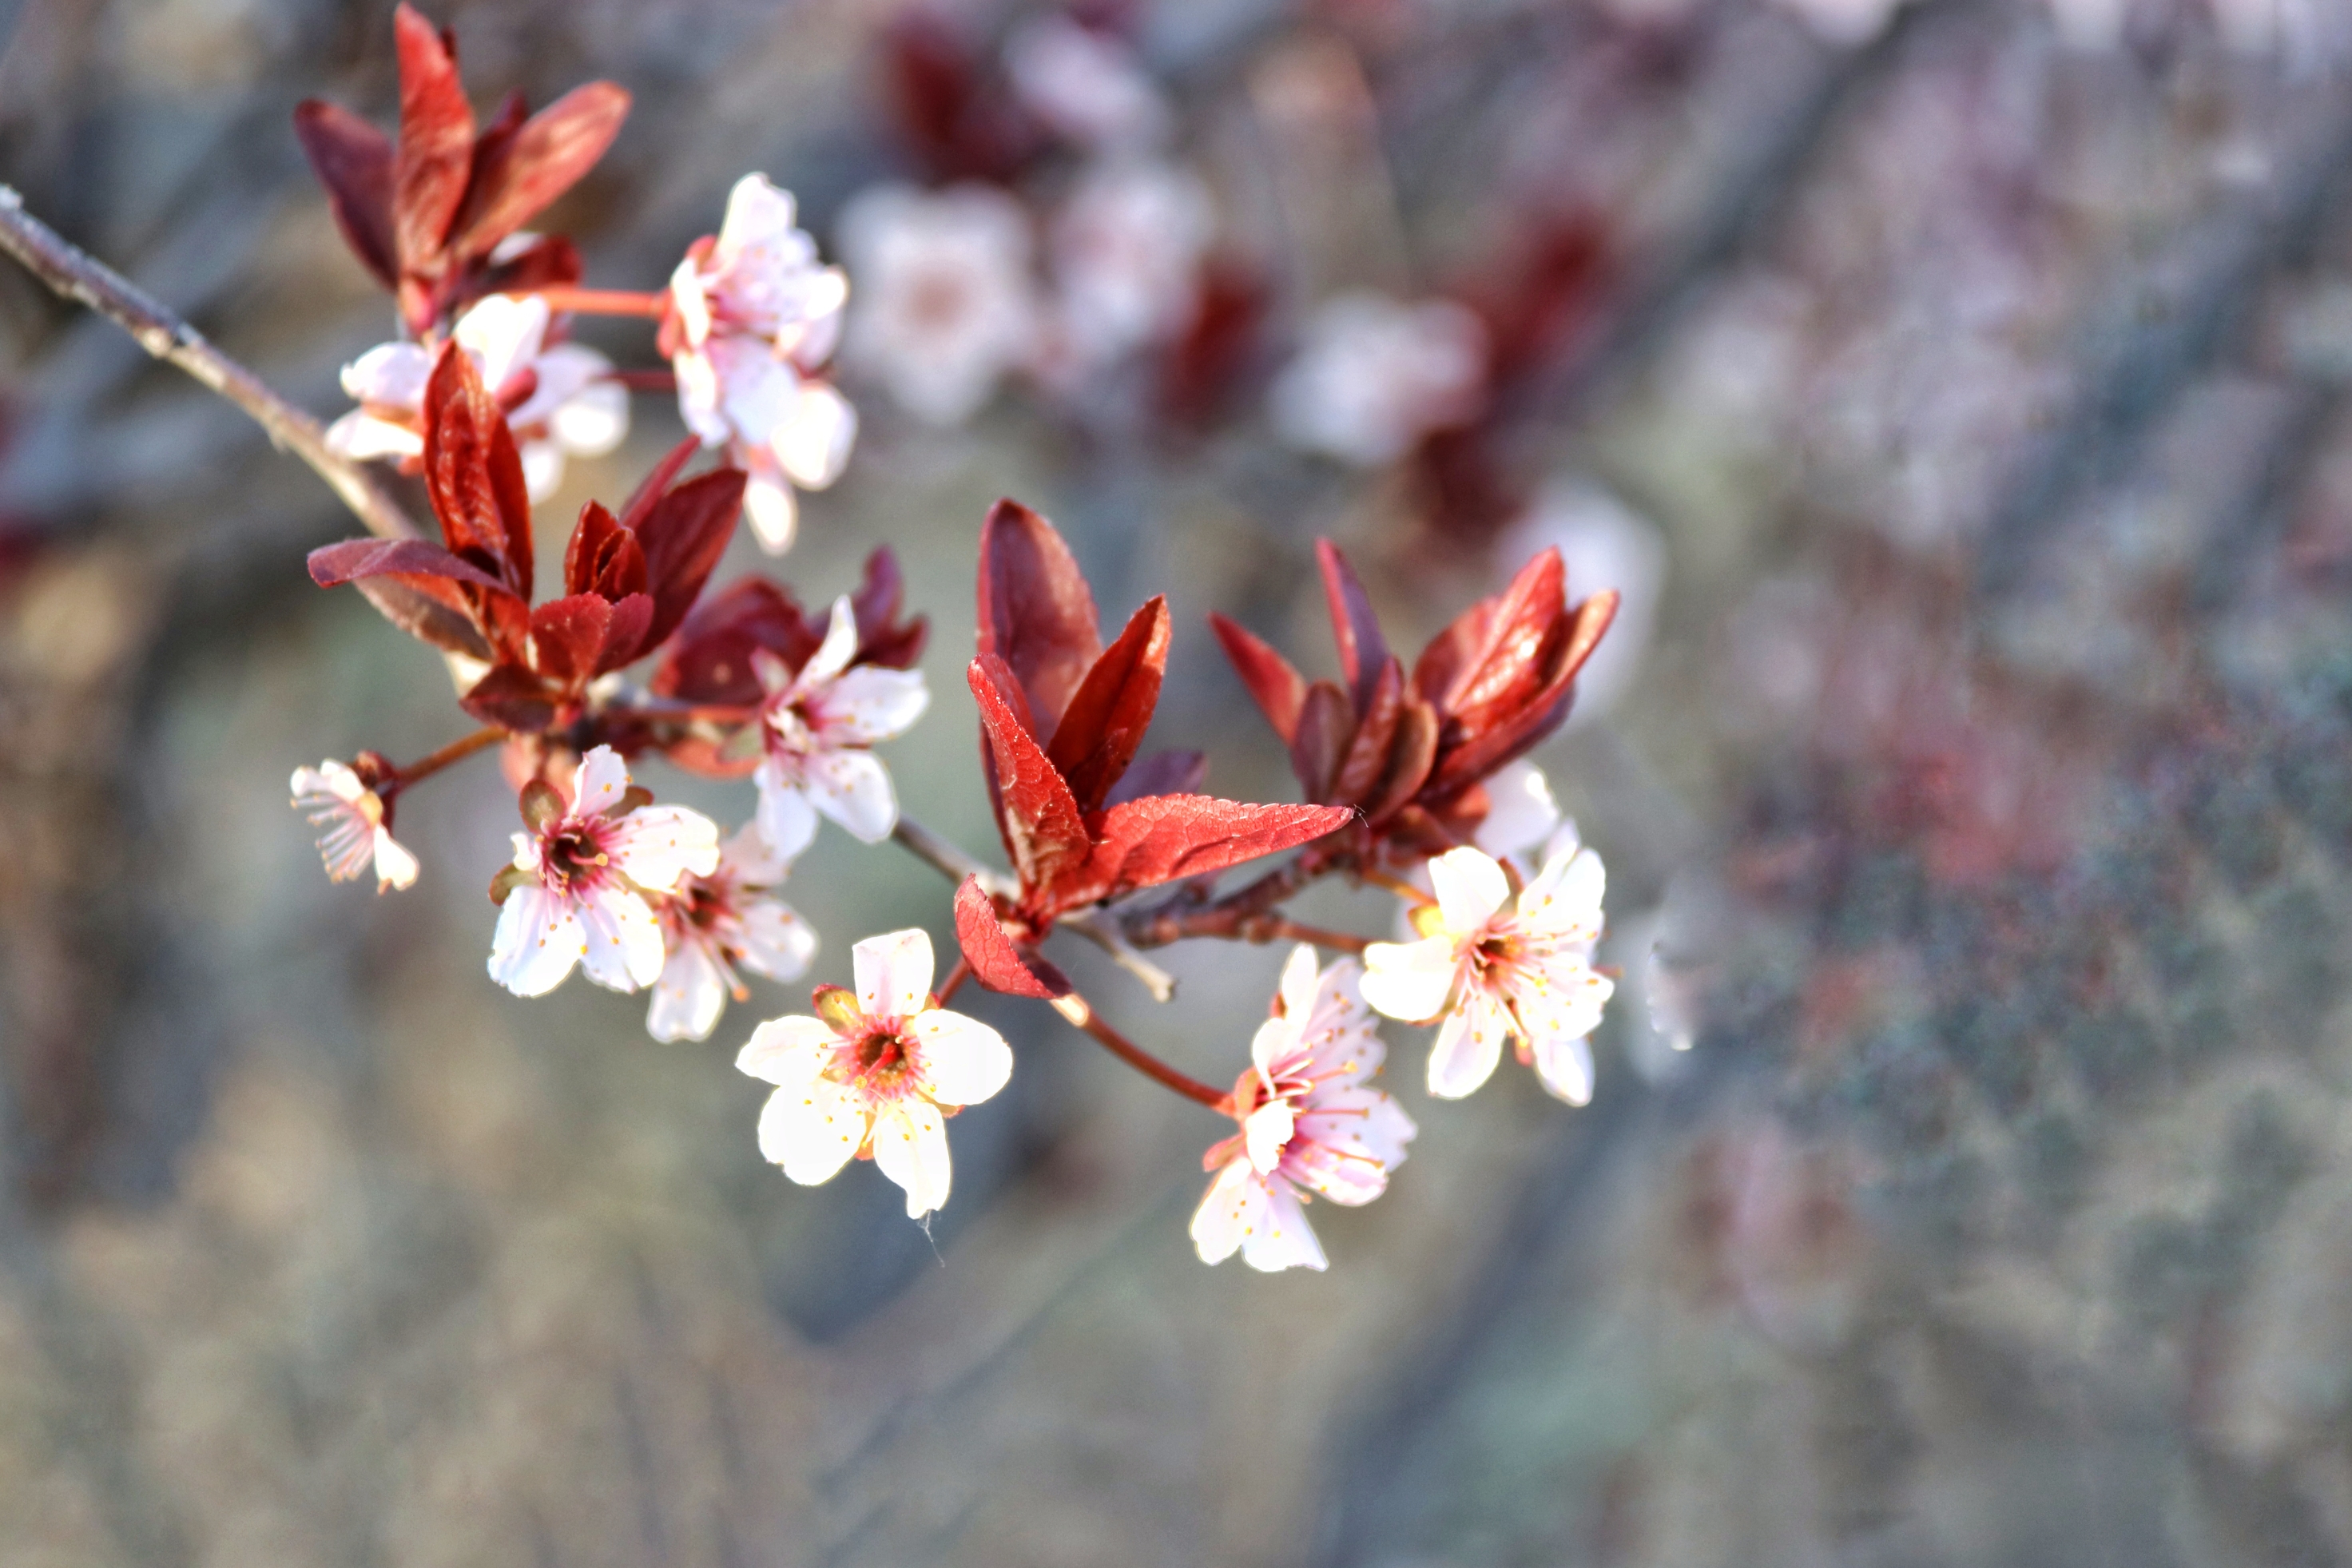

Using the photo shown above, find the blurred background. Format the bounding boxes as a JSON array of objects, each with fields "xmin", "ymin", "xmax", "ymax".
[{"xmin": 6, "ymin": 0, "xmax": 2352, "ymax": 1562}]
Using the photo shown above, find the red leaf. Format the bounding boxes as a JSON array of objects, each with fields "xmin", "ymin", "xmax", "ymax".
[
  {"xmin": 851, "ymin": 546, "xmax": 928, "ymax": 669},
  {"xmin": 1046, "ymin": 596, "xmax": 1168, "ymax": 816},
  {"xmin": 1317, "ymin": 540, "xmax": 1391, "ymax": 717},
  {"xmin": 308, "ymin": 536, "xmax": 511, "ymax": 596},
  {"xmin": 1329, "ymin": 657, "xmax": 1404, "ymax": 806},
  {"xmin": 1288, "ymin": 681, "xmax": 1353, "ymax": 804},
  {"xmin": 450, "ymin": 81, "xmax": 631, "ymax": 263},
  {"xmin": 459, "ymin": 662, "xmax": 559, "ymax": 732},
  {"xmin": 970, "ymin": 655, "xmax": 1091, "ymax": 897},
  {"xmin": 651, "ymin": 578, "xmax": 822, "ymax": 706},
  {"xmin": 391, "ymin": 3, "xmax": 476, "ymax": 275},
  {"xmin": 1103, "ymin": 749, "xmax": 1208, "ymax": 807},
  {"xmin": 1208, "ymin": 613, "xmax": 1306, "ymax": 744},
  {"xmin": 952, "ymin": 876, "xmax": 1071, "ymax": 998},
  {"xmin": 1059, "ymin": 796, "xmax": 1353, "ymax": 907},
  {"xmin": 597, "ymin": 593, "xmax": 656, "ymax": 673},
  {"xmin": 422, "ymin": 342, "xmax": 534, "ymax": 597},
  {"xmin": 308, "ymin": 536, "xmax": 522, "ymax": 661},
  {"xmin": 976, "ymin": 498, "xmax": 1100, "ymax": 729},
  {"xmin": 473, "ymin": 232, "xmax": 582, "ymax": 298},
  {"xmin": 291, "ymin": 100, "xmax": 396, "ymax": 289},
  {"xmin": 634, "ymin": 467, "xmax": 747, "ymax": 649},
  {"xmin": 1429, "ymin": 588, "xmax": 1616, "ymax": 796},
  {"xmin": 617, "ymin": 435, "xmax": 701, "ymax": 531},
  {"xmin": 529, "ymin": 593, "xmax": 613, "ymax": 687},
  {"xmin": 1361, "ymin": 697, "xmax": 1439, "ymax": 822},
  {"xmin": 1436, "ymin": 548, "xmax": 1567, "ymax": 735}
]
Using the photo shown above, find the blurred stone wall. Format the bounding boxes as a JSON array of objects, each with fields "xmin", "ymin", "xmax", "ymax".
[{"xmin": 6, "ymin": 1, "xmax": 2352, "ymax": 1565}]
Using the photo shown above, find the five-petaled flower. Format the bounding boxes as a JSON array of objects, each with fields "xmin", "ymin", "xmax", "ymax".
[
  {"xmin": 488, "ymin": 746, "xmax": 721, "ymax": 998},
  {"xmin": 1269, "ymin": 291, "xmax": 1488, "ymax": 466},
  {"xmin": 665, "ymin": 173, "xmax": 858, "ymax": 554},
  {"xmin": 290, "ymin": 758, "xmax": 419, "ymax": 892},
  {"xmin": 838, "ymin": 182, "xmax": 1039, "ymax": 427},
  {"xmin": 1361, "ymin": 829, "xmax": 1613, "ymax": 1103},
  {"xmin": 1192, "ymin": 945, "xmax": 1417, "ymax": 1272},
  {"xmin": 327, "ymin": 293, "xmax": 628, "ymax": 500},
  {"xmin": 735, "ymin": 928, "xmax": 1013, "ymax": 1218},
  {"xmin": 647, "ymin": 824, "xmax": 818, "ymax": 1044},
  {"xmin": 749, "ymin": 593, "xmax": 930, "ymax": 859}
]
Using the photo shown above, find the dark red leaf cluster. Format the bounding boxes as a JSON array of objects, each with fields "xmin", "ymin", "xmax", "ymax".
[
  {"xmin": 308, "ymin": 344, "xmax": 745, "ymax": 734},
  {"xmin": 1211, "ymin": 539, "xmax": 1618, "ymax": 856},
  {"xmin": 293, "ymin": 3, "xmax": 629, "ymax": 334},
  {"xmin": 645, "ymin": 548, "xmax": 929, "ymax": 777},
  {"xmin": 954, "ymin": 501, "xmax": 1351, "ymax": 998}
]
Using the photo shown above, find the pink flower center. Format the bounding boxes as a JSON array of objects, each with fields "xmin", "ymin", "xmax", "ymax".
[
  {"xmin": 829, "ymin": 1019, "xmax": 920, "ymax": 1101},
  {"xmin": 537, "ymin": 819, "xmax": 618, "ymax": 895}
]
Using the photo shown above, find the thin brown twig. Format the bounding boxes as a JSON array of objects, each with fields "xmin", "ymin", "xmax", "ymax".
[
  {"xmin": 531, "ymin": 285, "xmax": 667, "ymax": 318},
  {"xmin": 388, "ymin": 725, "xmax": 503, "ymax": 795},
  {"xmin": 0, "ymin": 186, "xmax": 423, "ymax": 543},
  {"xmin": 1049, "ymin": 991, "xmax": 1229, "ymax": 1110},
  {"xmin": 935, "ymin": 957, "xmax": 971, "ymax": 1006}
]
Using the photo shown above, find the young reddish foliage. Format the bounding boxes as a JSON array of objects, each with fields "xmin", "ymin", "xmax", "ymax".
[
  {"xmin": 976, "ymin": 498, "xmax": 1100, "ymax": 725},
  {"xmin": 952, "ymin": 875, "xmax": 1071, "ymax": 998},
  {"xmin": 294, "ymin": 3, "xmax": 629, "ymax": 333}
]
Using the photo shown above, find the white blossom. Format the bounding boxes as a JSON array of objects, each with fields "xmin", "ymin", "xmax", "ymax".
[
  {"xmin": 289, "ymin": 760, "xmax": 418, "ymax": 892},
  {"xmin": 327, "ymin": 294, "xmax": 627, "ymax": 501},
  {"xmin": 1361, "ymin": 831, "xmax": 1613, "ymax": 1103},
  {"xmin": 1269, "ymin": 292, "xmax": 1487, "ymax": 466},
  {"xmin": 737, "ymin": 929, "xmax": 1013, "ymax": 1218},
  {"xmin": 839, "ymin": 183, "xmax": 1039, "ymax": 427},
  {"xmin": 647, "ymin": 824, "xmax": 817, "ymax": 1043},
  {"xmin": 749, "ymin": 594, "xmax": 928, "ymax": 859}
]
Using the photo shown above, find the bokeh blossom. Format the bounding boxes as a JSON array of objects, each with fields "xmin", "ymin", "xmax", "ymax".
[
  {"xmin": 749, "ymin": 593, "xmax": 929, "ymax": 859},
  {"xmin": 839, "ymin": 183, "xmax": 1039, "ymax": 427},
  {"xmin": 1044, "ymin": 157, "xmax": 1214, "ymax": 375},
  {"xmin": 326, "ymin": 293, "xmax": 627, "ymax": 500},
  {"xmin": 1269, "ymin": 292, "xmax": 1488, "ymax": 466},
  {"xmin": 487, "ymin": 746, "xmax": 720, "ymax": 998},
  {"xmin": 646, "ymin": 824, "xmax": 817, "ymax": 1044},
  {"xmin": 289, "ymin": 759, "xmax": 418, "ymax": 892},
  {"xmin": 736, "ymin": 928, "xmax": 1012, "ymax": 1218},
  {"xmin": 1191, "ymin": 945, "xmax": 1417, "ymax": 1273},
  {"xmin": 666, "ymin": 173, "xmax": 856, "ymax": 554},
  {"xmin": 1362, "ymin": 831, "xmax": 1613, "ymax": 1103}
]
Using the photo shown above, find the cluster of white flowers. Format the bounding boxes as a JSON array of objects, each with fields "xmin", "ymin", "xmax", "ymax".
[
  {"xmin": 326, "ymin": 293, "xmax": 627, "ymax": 501},
  {"xmin": 669, "ymin": 174, "xmax": 858, "ymax": 553}
]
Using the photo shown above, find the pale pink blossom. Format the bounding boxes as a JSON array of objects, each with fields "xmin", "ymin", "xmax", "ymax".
[
  {"xmin": 749, "ymin": 593, "xmax": 928, "ymax": 858},
  {"xmin": 1191, "ymin": 945, "xmax": 1417, "ymax": 1273},
  {"xmin": 487, "ymin": 746, "xmax": 720, "ymax": 998},
  {"xmin": 289, "ymin": 760, "xmax": 418, "ymax": 892},
  {"xmin": 736, "ymin": 928, "xmax": 1012, "ymax": 1218},
  {"xmin": 1003, "ymin": 15, "xmax": 1170, "ymax": 151},
  {"xmin": 1269, "ymin": 292, "xmax": 1488, "ymax": 466},
  {"xmin": 646, "ymin": 824, "xmax": 817, "ymax": 1044},
  {"xmin": 838, "ymin": 183, "xmax": 1039, "ymax": 427},
  {"xmin": 1361, "ymin": 831, "xmax": 1613, "ymax": 1104},
  {"xmin": 326, "ymin": 294, "xmax": 627, "ymax": 501},
  {"xmin": 1045, "ymin": 158, "xmax": 1214, "ymax": 374},
  {"xmin": 668, "ymin": 174, "xmax": 857, "ymax": 554}
]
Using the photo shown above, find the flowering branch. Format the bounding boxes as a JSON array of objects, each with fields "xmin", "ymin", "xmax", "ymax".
[
  {"xmin": 0, "ymin": 186, "xmax": 424, "ymax": 544},
  {"xmin": 381, "ymin": 725, "xmax": 504, "ymax": 796}
]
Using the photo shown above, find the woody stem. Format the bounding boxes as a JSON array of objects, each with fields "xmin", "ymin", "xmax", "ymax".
[
  {"xmin": 0, "ymin": 187, "xmax": 423, "ymax": 543},
  {"xmin": 935, "ymin": 958, "xmax": 971, "ymax": 1006},
  {"xmin": 1357, "ymin": 867, "xmax": 1433, "ymax": 904},
  {"xmin": 605, "ymin": 367, "xmax": 678, "ymax": 392},
  {"xmin": 530, "ymin": 286, "xmax": 668, "ymax": 317},
  {"xmin": 1050, "ymin": 992, "xmax": 1228, "ymax": 1110},
  {"xmin": 387, "ymin": 726, "xmax": 504, "ymax": 796}
]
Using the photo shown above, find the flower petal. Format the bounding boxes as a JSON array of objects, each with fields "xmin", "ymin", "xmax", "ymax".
[
  {"xmin": 1428, "ymin": 847, "xmax": 1510, "ymax": 934},
  {"xmin": 1276, "ymin": 942, "xmax": 1321, "ymax": 1021},
  {"xmin": 802, "ymin": 748, "xmax": 898, "ymax": 842},
  {"xmin": 325, "ymin": 410, "xmax": 425, "ymax": 462},
  {"xmin": 1472, "ymin": 760, "xmax": 1560, "ymax": 859},
  {"xmin": 1426, "ymin": 992, "xmax": 1509, "ymax": 1099},
  {"xmin": 1359, "ymin": 936, "xmax": 1458, "ymax": 1023},
  {"xmin": 735, "ymin": 1014, "xmax": 837, "ymax": 1085},
  {"xmin": 757, "ymin": 1076, "xmax": 866, "ymax": 1186},
  {"xmin": 604, "ymin": 804, "xmax": 722, "ymax": 893},
  {"xmin": 1241, "ymin": 1180, "xmax": 1328, "ymax": 1272},
  {"xmin": 773, "ymin": 379, "xmax": 857, "ymax": 490},
  {"xmin": 576, "ymin": 887, "xmax": 664, "ymax": 992},
  {"xmin": 647, "ymin": 935, "xmax": 729, "ymax": 1043},
  {"xmin": 340, "ymin": 341, "xmax": 431, "ymax": 407},
  {"xmin": 1242, "ymin": 1099, "xmax": 1296, "ymax": 1177},
  {"xmin": 753, "ymin": 768, "xmax": 820, "ymax": 862},
  {"xmin": 574, "ymin": 745, "xmax": 632, "ymax": 816},
  {"xmin": 371, "ymin": 830, "xmax": 420, "ymax": 891},
  {"xmin": 453, "ymin": 294, "xmax": 550, "ymax": 391},
  {"xmin": 797, "ymin": 594, "xmax": 860, "ymax": 688},
  {"xmin": 820, "ymin": 665, "xmax": 929, "ymax": 744},
  {"xmin": 742, "ymin": 466, "xmax": 797, "ymax": 554},
  {"xmin": 548, "ymin": 366, "xmax": 630, "ymax": 457},
  {"xmin": 870, "ymin": 1099, "xmax": 952, "ymax": 1217},
  {"xmin": 733, "ymin": 896, "xmax": 817, "ymax": 983},
  {"xmin": 488, "ymin": 885, "xmax": 583, "ymax": 997},
  {"xmin": 906, "ymin": 1008, "xmax": 1013, "ymax": 1106},
  {"xmin": 853, "ymin": 927, "xmax": 934, "ymax": 1018},
  {"xmin": 1189, "ymin": 1160, "xmax": 1264, "ymax": 1265},
  {"xmin": 1530, "ymin": 1032, "xmax": 1595, "ymax": 1107}
]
